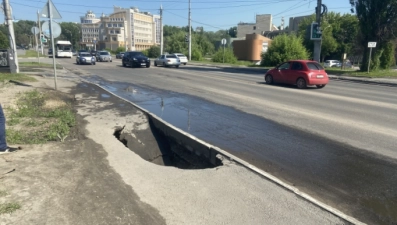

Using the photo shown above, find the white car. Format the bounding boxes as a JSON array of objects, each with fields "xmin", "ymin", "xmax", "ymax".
[
  {"xmin": 154, "ymin": 54, "xmax": 181, "ymax": 67},
  {"xmin": 173, "ymin": 53, "xmax": 188, "ymax": 65},
  {"xmin": 324, "ymin": 60, "xmax": 341, "ymax": 68}
]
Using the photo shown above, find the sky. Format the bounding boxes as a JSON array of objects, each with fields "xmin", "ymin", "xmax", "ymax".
[{"xmin": 3, "ymin": 0, "xmax": 353, "ymax": 31}]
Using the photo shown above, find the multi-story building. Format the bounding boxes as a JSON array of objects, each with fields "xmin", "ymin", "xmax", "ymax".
[
  {"xmin": 237, "ymin": 14, "xmax": 273, "ymax": 39},
  {"xmin": 80, "ymin": 7, "xmax": 160, "ymax": 51},
  {"xmin": 80, "ymin": 11, "xmax": 101, "ymax": 49}
]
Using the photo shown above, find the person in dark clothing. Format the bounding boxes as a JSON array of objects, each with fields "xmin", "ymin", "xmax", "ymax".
[{"xmin": 0, "ymin": 104, "xmax": 19, "ymax": 154}]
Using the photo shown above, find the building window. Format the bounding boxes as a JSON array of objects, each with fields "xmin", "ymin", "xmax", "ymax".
[
  {"xmin": 107, "ymin": 24, "xmax": 112, "ymax": 27},
  {"xmin": 112, "ymin": 37, "xmax": 117, "ymax": 41},
  {"xmin": 253, "ymin": 26, "xmax": 256, "ymax": 30}
]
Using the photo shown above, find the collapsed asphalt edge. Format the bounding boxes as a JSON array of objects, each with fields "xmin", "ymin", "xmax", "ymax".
[{"xmin": 83, "ymin": 80, "xmax": 366, "ymax": 225}]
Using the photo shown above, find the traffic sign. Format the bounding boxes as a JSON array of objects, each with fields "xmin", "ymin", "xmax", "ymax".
[
  {"xmin": 221, "ymin": 38, "xmax": 227, "ymax": 45},
  {"xmin": 31, "ymin": 27, "xmax": 39, "ymax": 35},
  {"xmin": 310, "ymin": 22, "xmax": 322, "ymax": 40},
  {"xmin": 42, "ymin": 21, "xmax": 62, "ymax": 38},
  {"xmin": 40, "ymin": 0, "xmax": 62, "ymax": 19},
  {"xmin": 368, "ymin": 42, "xmax": 377, "ymax": 48}
]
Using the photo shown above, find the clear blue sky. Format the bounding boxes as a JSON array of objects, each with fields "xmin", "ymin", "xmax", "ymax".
[{"xmin": 5, "ymin": 0, "xmax": 352, "ymax": 31}]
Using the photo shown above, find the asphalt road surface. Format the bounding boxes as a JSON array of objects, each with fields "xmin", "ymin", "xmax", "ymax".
[{"xmin": 54, "ymin": 58, "xmax": 397, "ymax": 224}]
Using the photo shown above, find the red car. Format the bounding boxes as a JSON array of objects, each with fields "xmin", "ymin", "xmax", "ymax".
[{"xmin": 264, "ymin": 60, "xmax": 329, "ymax": 89}]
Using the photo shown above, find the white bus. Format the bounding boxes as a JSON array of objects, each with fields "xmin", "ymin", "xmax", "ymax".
[{"xmin": 55, "ymin": 40, "xmax": 73, "ymax": 58}]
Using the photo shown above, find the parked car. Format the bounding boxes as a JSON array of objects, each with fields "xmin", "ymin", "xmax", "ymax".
[
  {"xmin": 173, "ymin": 53, "xmax": 188, "ymax": 65},
  {"xmin": 96, "ymin": 51, "xmax": 112, "ymax": 62},
  {"xmin": 116, "ymin": 52, "xmax": 125, "ymax": 59},
  {"xmin": 122, "ymin": 51, "xmax": 150, "ymax": 68},
  {"xmin": 72, "ymin": 50, "xmax": 77, "ymax": 56},
  {"xmin": 154, "ymin": 54, "xmax": 181, "ymax": 67},
  {"xmin": 90, "ymin": 50, "xmax": 97, "ymax": 57},
  {"xmin": 264, "ymin": 60, "xmax": 328, "ymax": 89},
  {"xmin": 48, "ymin": 48, "xmax": 52, "ymax": 55},
  {"xmin": 76, "ymin": 52, "xmax": 96, "ymax": 65},
  {"xmin": 324, "ymin": 60, "xmax": 341, "ymax": 68}
]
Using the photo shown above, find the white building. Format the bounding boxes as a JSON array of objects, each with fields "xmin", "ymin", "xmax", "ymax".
[{"xmin": 80, "ymin": 7, "xmax": 160, "ymax": 51}]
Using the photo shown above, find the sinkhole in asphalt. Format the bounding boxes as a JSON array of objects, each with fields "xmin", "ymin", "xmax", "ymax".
[{"xmin": 113, "ymin": 123, "xmax": 221, "ymax": 170}]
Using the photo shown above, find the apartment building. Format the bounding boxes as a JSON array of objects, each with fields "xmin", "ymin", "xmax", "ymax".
[
  {"xmin": 237, "ymin": 14, "xmax": 273, "ymax": 39},
  {"xmin": 80, "ymin": 11, "xmax": 101, "ymax": 49},
  {"xmin": 80, "ymin": 7, "xmax": 160, "ymax": 51}
]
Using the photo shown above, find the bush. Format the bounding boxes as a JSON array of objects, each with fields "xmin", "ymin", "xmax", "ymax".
[
  {"xmin": 211, "ymin": 48, "xmax": 237, "ymax": 63},
  {"xmin": 261, "ymin": 34, "xmax": 309, "ymax": 67},
  {"xmin": 147, "ymin": 45, "xmax": 161, "ymax": 58},
  {"xmin": 380, "ymin": 42, "xmax": 395, "ymax": 69},
  {"xmin": 115, "ymin": 47, "xmax": 125, "ymax": 54},
  {"xmin": 191, "ymin": 48, "xmax": 203, "ymax": 61}
]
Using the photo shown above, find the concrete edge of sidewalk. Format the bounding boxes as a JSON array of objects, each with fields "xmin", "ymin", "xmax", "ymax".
[
  {"xmin": 188, "ymin": 62, "xmax": 397, "ymax": 86},
  {"xmin": 76, "ymin": 74, "xmax": 365, "ymax": 225}
]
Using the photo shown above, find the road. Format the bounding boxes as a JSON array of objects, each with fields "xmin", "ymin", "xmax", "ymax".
[{"xmin": 51, "ymin": 58, "xmax": 397, "ymax": 224}]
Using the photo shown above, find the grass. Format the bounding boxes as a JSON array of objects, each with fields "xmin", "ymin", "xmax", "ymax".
[
  {"xmin": 0, "ymin": 73, "xmax": 37, "ymax": 83},
  {"xmin": 5, "ymin": 89, "xmax": 76, "ymax": 144},
  {"xmin": 0, "ymin": 190, "xmax": 7, "ymax": 197},
  {"xmin": 0, "ymin": 203, "xmax": 21, "ymax": 214},
  {"xmin": 19, "ymin": 62, "xmax": 63, "ymax": 69},
  {"xmin": 191, "ymin": 59, "xmax": 261, "ymax": 67},
  {"xmin": 325, "ymin": 67, "xmax": 397, "ymax": 78},
  {"xmin": 18, "ymin": 50, "xmax": 45, "ymax": 58}
]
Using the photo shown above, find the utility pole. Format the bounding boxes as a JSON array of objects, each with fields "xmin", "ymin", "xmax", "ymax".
[
  {"xmin": 313, "ymin": 0, "xmax": 322, "ymax": 62},
  {"xmin": 3, "ymin": 0, "xmax": 19, "ymax": 73},
  {"xmin": 188, "ymin": 0, "xmax": 191, "ymax": 61},
  {"xmin": 48, "ymin": 0, "xmax": 58, "ymax": 90},
  {"xmin": 159, "ymin": 6, "xmax": 163, "ymax": 53},
  {"xmin": 37, "ymin": 10, "xmax": 43, "ymax": 55}
]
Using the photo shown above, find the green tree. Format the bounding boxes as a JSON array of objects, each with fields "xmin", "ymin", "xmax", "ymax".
[
  {"xmin": 0, "ymin": 31, "xmax": 9, "ymax": 49},
  {"xmin": 147, "ymin": 45, "xmax": 160, "ymax": 58},
  {"xmin": 350, "ymin": 0, "xmax": 397, "ymax": 70},
  {"xmin": 261, "ymin": 34, "xmax": 309, "ymax": 66},
  {"xmin": 212, "ymin": 47, "xmax": 237, "ymax": 64},
  {"xmin": 228, "ymin": 26, "xmax": 237, "ymax": 38}
]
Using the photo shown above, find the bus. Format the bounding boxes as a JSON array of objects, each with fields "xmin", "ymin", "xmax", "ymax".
[{"xmin": 55, "ymin": 40, "xmax": 73, "ymax": 58}]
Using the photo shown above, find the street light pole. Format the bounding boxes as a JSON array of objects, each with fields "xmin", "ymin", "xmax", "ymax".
[{"xmin": 319, "ymin": 25, "xmax": 330, "ymax": 62}]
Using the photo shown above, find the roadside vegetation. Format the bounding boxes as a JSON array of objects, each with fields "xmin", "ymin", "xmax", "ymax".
[
  {"xmin": 5, "ymin": 89, "xmax": 76, "ymax": 144},
  {"xmin": 0, "ymin": 73, "xmax": 37, "ymax": 83},
  {"xmin": 0, "ymin": 191, "xmax": 21, "ymax": 215},
  {"xmin": 18, "ymin": 50, "xmax": 45, "ymax": 58},
  {"xmin": 19, "ymin": 62, "xmax": 63, "ymax": 69},
  {"xmin": 325, "ymin": 67, "xmax": 397, "ymax": 78}
]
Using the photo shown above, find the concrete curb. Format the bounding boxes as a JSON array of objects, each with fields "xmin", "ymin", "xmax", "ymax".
[{"xmin": 83, "ymin": 79, "xmax": 365, "ymax": 225}]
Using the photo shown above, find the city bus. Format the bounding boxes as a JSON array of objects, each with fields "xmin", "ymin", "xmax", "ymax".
[{"xmin": 55, "ymin": 40, "xmax": 73, "ymax": 58}]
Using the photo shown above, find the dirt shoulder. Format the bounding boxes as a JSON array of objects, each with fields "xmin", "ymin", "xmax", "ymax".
[{"xmin": 0, "ymin": 77, "xmax": 165, "ymax": 225}]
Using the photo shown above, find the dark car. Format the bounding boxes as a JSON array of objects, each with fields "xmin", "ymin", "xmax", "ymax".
[
  {"xmin": 90, "ymin": 50, "xmax": 97, "ymax": 57},
  {"xmin": 48, "ymin": 48, "xmax": 53, "ymax": 55},
  {"xmin": 122, "ymin": 51, "xmax": 150, "ymax": 68},
  {"xmin": 264, "ymin": 60, "xmax": 329, "ymax": 89}
]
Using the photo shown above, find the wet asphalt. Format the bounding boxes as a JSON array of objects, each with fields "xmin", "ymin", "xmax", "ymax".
[{"xmin": 54, "ymin": 58, "xmax": 397, "ymax": 224}]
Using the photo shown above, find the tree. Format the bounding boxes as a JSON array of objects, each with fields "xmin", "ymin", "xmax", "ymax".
[
  {"xmin": 350, "ymin": 0, "xmax": 397, "ymax": 70},
  {"xmin": 261, "ymin": 34, "xmax": 309, "ymax": 66},
  {"xmin": 228, "ymin": 26, "xmax": 237, "ymax": 38},
  {"xmin": 0, "ymin": 31, "xmax": 9, "ymax": 49}
]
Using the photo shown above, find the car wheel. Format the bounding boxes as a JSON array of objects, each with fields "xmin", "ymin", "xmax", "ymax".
[
  {"xmin": 176, "ymin": 65, "xmax": 179, "ymax": 68},
  {"xmin": 316, "ymin": 84, "xmax": 326, "ymax": 89},
  {"xmin": 163, "ymin": 62, "xmax": 166, "ymax": 67},
  {"xmin": 110, "ymin": 60, "xmax": 112, "ymax": 62},
  {"xmin": 184, "ymin": 63, "xmax": 187, "ymax": 65},
  {"xmin": 296, "ymin": 78, "xmax": 307, "ymax": 89},
  {"xmin": 154, "ymin": 62, "xmax": 157, "ymax": 66},
  {"xmin": 265, "ymin": 74, "xmax": 273, "ymax": 84},
  {"xmin": 122, "ymin": 63, "xmax": 126, "ymax": 67},
  {"xmin": 92, "ymin": 62, "xmax": 96, "ymax": 65},
  {"xmin": 146, "ymin": 65, "xmax": 150, "ymax": 68}
]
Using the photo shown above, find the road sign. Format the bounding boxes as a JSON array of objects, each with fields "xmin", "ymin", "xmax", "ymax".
[
  {"xmin": 42, "ymin": 21, "xmax": 62, "ymax": 38},
  {"xmin": 31, "ymin": 27, "xmax": 39, "ymax": 35},
  {"xmin": 310, "ymin": 22, "xmax": 322, "ymax": 40},
  {"xmin": 40, "ymin": 0, "xmax": 62, "ymax": 19},
  {"xmin": 368, "ymin": 42, "xmax": 377, "ymax": 48},
  {"xmin": 42, "ymin": 39, "xmax": 47, "ymax": 43},
  {"xmin": 221, "ymin": 38, "xmax": 227, "ymax": 45}
]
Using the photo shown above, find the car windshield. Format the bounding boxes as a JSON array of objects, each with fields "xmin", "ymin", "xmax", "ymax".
[
  {"xmin": 100, "ymin": 52, "xmax": 110, "ymax": 55},
  {"xmin": 176, "ymin": 54, "xmax": 186, "ymax": 57},
  {"xmin": 80, "ymin": 53, "xmax": 91, "ymax": 57},
  {"xmin": 306, "ymin": 62, "xmax": 324, "ymax": 70},
  {"xmin": 130, "ymin": 52, "xmax": 144, "ymax": 57},
  {"xmin": 167, "ymin": 55, "xmax": 177, "ymax": 58}
]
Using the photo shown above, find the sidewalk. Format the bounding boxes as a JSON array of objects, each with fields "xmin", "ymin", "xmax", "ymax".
[
  {"xmin": 0, "ymin": 72, "xmax": 361, "ymax": 225},
  {"xmin": 187, "ymin": 62, "xmax": 397, "ymax": 86}
]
